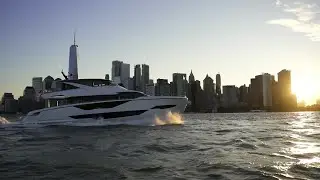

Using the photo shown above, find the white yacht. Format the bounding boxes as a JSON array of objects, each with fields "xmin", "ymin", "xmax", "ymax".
[{"xmin": 20, "ymin": 79, "xmax": 188, "ymax": 126}]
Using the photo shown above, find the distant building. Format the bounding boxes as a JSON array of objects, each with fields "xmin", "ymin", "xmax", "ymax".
[
  {"xmin": 276, "ymin": 69, "xmax": 297, "ymax": 111},
  {"xmin": 172, "ymin": 73, "xmax": 187, "ymax": 96},
  {"xmin": 134, "ymin": 65, "xmax": 142, "ymax": 91},
  {"xmin": 23, "ymin": 86, "xmax": 36, "ymax": 100},
  {"xmin": 203, "ymin": 75, "xmax": 215, "ymax": 112},
  {"xmin": 148, "ymin": 79, "xmax": 154, "ymax": 85},
  {"xmin": 189, "ymin": 70, "xmax": 195, "ymax": 83},
  {"xmin": 112, "ymin": 60, "xmax": 122, "ymax": 81},
  {"xmin": 216, "ymin": 74, "xmax": 221, "ymax": 96},
  {"xmin": 32, "ymin": 77, "xmax": 43, "ymax": 97},
  {"xmin": 222, "ymin": 85, "xmax": 239, "ymax": 108},
  {"xmin": 68, "ymin": 33, "xmax": 79, "ymax": 80},
  {"xmin": 1, "ymin": 93, "xmax": 14, "ymax": 104},
  {"xmin": 155, "ymin": 79, "xmax": 171, "ymax": 96},
  {"xmin": 203, "ymin": 74, "xmax": 215, "ymax": 94},
  {"xmin": 43, "ymin": 76, "xmax": 54, "ymax": 92},
  {"xmin": 249, "ymin": 75, "xmax": 263, "ymax": 109},
  {"xmin": 187, "ymin": 70, "xmax": 195, "ymax": 102},
  {"xmin": 141, "ymin": 64, "xmax": 149, "ymax": 93},
  {"xmin": 128, "ymin": 78, "xmax": 135, "ymax": 90},
  {"xmin": 146, "ymin": 84, "xmax": 155, "ymax": 96},
  {"xmin": 121, "ymin": 63, "xmax": 130, "ymax": 88},
  {"xmin": 1, "ymin": 93, "xmax": 17, "ymax": 113},
  {"xmin": 191, "ymin": 80, "xmax": 205, "ymax": 112},
  {"xmin": 239, "ymin": 84, "xmax": 249, "ymax": 103},
  {"xmin": 262, "ymin": 73, "xmax": 273, "ymax": 108},
  {"xmin": 278, "ymin": 69, "xmax": 291, "ymax": 96},
  {"xmin": 51, "ymin": 78, "xmax": 62, "ymax": 90},
  {"xmin": 4, "ymin": 99, "xmax": 18, "ymax": 113}
]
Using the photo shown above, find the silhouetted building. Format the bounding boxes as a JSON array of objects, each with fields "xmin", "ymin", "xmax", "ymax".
[
  {"xmin": 172, "ymin": 73, "xmax": 187, "ymax": 96},
  {"xmin": 239, "ymin": 84, "xmax": 249, "ymax": 103},
  {"xmin": 146, "ymin": 83, "xmax": 155, "ymax": 96},
  {"xmin": 1, "ymin": 93, "xmax": 17, "ymax": 113},
  {"xmin": 141, "ymin": 64, "xmax": 149, "ymax": 93},
  {"xmin": 32, "ymin": 77, "xmax": 43, "ymax": 98},
  {"xmin": 127, "ymin": 77, "xmax": 135, "ymax": 90},
  {"xmin": 216, "ymin": 74, "xmax": 221, "ymax": 96},
  {"xmin": 276, "ymin": 69, "xmax": 297, "ymax": 111},
  {"xmin": 262, "ymin": 73, "xmax": 273, "ymax": 109},
  {"xmin": 189, "ymin": 70, "xmax": 195, "ymax": 83},
  {"xmin": 4, "ymin": 99, "xmax": 18, "ymax": 113},
  {"xmin": 112, "ymin": 60, "xmax": 122, "ymax": 81},
  {"xmin": 278, "ymin": 69, "xmax": 291, "ymax": 96},
  {"xmin": 1, "ymin": 93, "xmax": 14, "ymax": 104},
  {"xmin": 121, "ymin": 63, "xmax": 130, "ymax": 89},
  {"xmin": 68, "ymin": 33, "xmax": 79, "ymax": 80},
  {"xmin": 190, "ymin": 80, "xmax": 203, "ymax": 112},
  {"xmin": 222, "ymin": 85, "xmax": 239, "ymax": 108},
  {"xmin": 203, "ymin": 75, "xmax": 215, "ymax": 112},
  {"xmin": 155, "ymin": 79, "xmax": 171, "ymax": 96},
  {"xmin": 134, "ymin": 65, "xmax": 142, "ymax": 91},
  {"xmin": 51, "ymin": 78, "xmax": 62, "ymax": 90},
  {"xmin": 187, "ymin": 70, "xmax": 195, "ymax": 102},
  {"xmin": 43, "ymin": 76, "xmax": 54, "ymax": 92},
  {"xmin": 23, "ymin": 86, "xmax": 36, "ymax": 100}
]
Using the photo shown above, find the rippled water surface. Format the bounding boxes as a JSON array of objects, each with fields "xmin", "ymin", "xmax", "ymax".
[{"xmin": 1, "ymin": 112, "xmax": 320, "ymax": 180}]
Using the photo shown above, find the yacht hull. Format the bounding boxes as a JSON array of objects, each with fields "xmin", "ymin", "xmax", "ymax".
[{"xmin": 20, "ymin": 96, "xmax": 188, "ymax": 127}]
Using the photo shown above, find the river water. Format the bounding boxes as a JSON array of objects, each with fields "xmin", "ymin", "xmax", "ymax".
[{"xmin": 0, "ymin": 112, "xmax": 319, "ymax": 180}]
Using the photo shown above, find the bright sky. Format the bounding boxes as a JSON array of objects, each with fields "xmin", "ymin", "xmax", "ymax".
[{"xmin": 1, "ymin": 0, "xmax": 319, "ymax": 105}]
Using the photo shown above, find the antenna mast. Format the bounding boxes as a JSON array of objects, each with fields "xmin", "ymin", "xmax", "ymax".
[{"xmin": 73, "ymin": 30, "xmax": 76, "ymax": 45}]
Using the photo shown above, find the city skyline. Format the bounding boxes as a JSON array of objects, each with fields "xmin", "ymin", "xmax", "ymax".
[{"xmin": 1, "ymin": 0, "xmax": 320, "ymax": 105}]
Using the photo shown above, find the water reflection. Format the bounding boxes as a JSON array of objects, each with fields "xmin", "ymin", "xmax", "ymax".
[{"xmin": 274, "ymin": 112, "xmax": 320, "ymax": 178}]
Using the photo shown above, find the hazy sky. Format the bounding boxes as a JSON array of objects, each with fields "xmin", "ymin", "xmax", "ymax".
[{"xmin": 1, "ymin": 0, "xmax": 319, "ymax": 104}]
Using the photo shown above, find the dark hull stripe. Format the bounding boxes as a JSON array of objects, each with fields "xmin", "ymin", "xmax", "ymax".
[
  {"xmin": 74, "ymin": 100, "xmax": 130, "ymax": 110},
  {"xmin": 70, "ymin": 110, "xmax": 147, "ymax": 119},
  {"xmin": 151, "ymin": 105, "xmax": 176, "ymax": 109}
]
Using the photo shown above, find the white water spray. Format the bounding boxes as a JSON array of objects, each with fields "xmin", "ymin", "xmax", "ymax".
[
  {"xmin": 154, "ymin": 111, "xmax": 184, "ymax": 125},
  {"xmin": 0, "ymin": 116, "xmax": 11, "ymax": 125}
]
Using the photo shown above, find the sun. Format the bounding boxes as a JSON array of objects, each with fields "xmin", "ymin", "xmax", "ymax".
[{"xmin": 292, "ymin": 75, "xmax": 319, "ymax": 105}]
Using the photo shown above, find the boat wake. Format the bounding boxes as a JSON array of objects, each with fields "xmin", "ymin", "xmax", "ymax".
[
  {"xmin": 154, "ymin": 111, "xmax": 184, "ymax": 125},
  {"xmin": 0, "ymin": 116, "xmax": 10, "ymax": 125}
]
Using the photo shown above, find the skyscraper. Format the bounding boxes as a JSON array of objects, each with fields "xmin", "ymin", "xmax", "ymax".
[
  {"xmin": 68, "ymin": 32, "xmax": 79, "ymax": 80},
  {"xmin": 262, "ymin": 73, "xmax": 273, "ymax": 108},
  {"xmin": 203, "ymin": 74, "xmax": 215, "ymax": 93},
  {"xmin": 43, "ymin": 76, "xmax": 54, "ymax": 92},
  {"xmin": 222, "ymin": 85, "xmax": 239, "ymax": 108},
  {"xmin": 278, "ymin": 69, "xmax": 291, "ymax": 96},
  {"xmin": 121, "ymin": 63, "xmax": 130, "ymax": 88},
  {"xmin": 32, "ymin": 77, "xmax": 43, "ymax": 94},
  {"xmin": 111, "ymin": 60, "xmax": 123, "ymax": 81},
  {"xmin": 134, "ymin": 65, "xmax": 142, "ymax": 91},
  {"xmin": 172, "ymin": 73, "xmax": 187, "ymax": 96},
  {"xmin": 216, "ymin": 74, "xmax": 221, "ymax": 96},
  {"xmin": 141, "ymin": 64, "xmax": 150, "ymax": 93},
  {"xmin": 155, "ymin": 79, "xmax": 171, "ymax": 96},
  {"xmin": 189, "ymin": 70, "xmax": 195, "ymax": 83}
]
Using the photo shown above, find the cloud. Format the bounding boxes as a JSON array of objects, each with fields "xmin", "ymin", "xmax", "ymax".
[{"xmin": 267, "ymin": 0, "xmax": 320, "ymax": 41}]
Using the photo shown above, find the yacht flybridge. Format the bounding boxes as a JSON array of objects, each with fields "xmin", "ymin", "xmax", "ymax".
[{"xmin": 20, "ymin": 79, "xmax": 188, "ymax": 126}]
